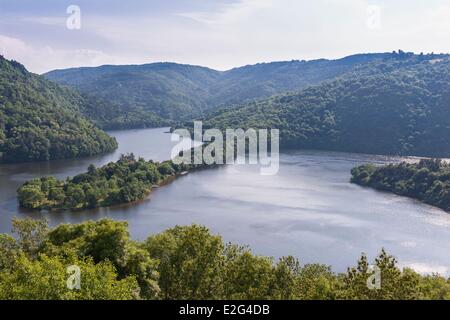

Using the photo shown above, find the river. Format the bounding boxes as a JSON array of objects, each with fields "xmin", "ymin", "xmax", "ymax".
[{"xmin": 1, "ymin": 127, "xmax": 450, "ymax": 274}]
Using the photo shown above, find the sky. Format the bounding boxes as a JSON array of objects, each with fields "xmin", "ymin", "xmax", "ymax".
[{"xmin": 1, "ymin": 0, "xmax": 450, "ymax": 74}]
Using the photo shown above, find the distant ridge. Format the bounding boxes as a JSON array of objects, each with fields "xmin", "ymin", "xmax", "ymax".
[
  {"xmin": 44, "ymin": 52, "xmax": 410, "ymax": 129},
  {"xmin": 0, "ymin": 55, "xmax": 118, "ymax": 163},
  {"xmin": 202, "ymin": 52, "xmax": 450, "ymax": 157}
]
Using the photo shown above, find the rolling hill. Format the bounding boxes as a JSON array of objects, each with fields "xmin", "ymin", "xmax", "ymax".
[
  {"xmin": 202, "ymin": 52, "xmax": 450, "ymax": 157},
  {"xmin": 0, "ymin": 56, "xmax": 118, "ymax": 163},
  {"xmin": 44, "ymin": 53, "xmax": 395, "ymax": 129}
]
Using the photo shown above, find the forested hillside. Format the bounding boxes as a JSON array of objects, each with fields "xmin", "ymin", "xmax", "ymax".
[
  {"xmin": 44, "ymin": 53, "xmax": 393, "ymax": 129},
  {"xmin": 203, "ymin": 52, "xmax": 450, "ymax": 157},
  {"xmin": 81, "ymin": 93, "xmax": 169, "ymax": 130},
  {"xmin": 2, "ymin": 217, "xmax": 450, "ymax": 300},
  {"xmin": 351, "ymin": 159, "xmax": 450, "ymax": 212},
  {"xmin": 41, "ymin": 52, "xmax": 450, "ymax": 157},
  {"xmin": 207, "ymin": 52, "xmax": 395, "ymax": 107},
  {"xmin": 45, "ymin": 63, "xmax": 221, "ymax": 127},
  {"xmin": 0, "ymin": 56, "xmax": 118, "ymax": 163}
]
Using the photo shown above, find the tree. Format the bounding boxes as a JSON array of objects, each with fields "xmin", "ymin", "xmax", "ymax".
[
  {"xmin": 87, "ymin": 164, "xmax": 97, "ymax": 176},
  {"xmin": 271, "ymin": 256, "xmax": 301, "ymax": 299},
  {"xmin": 64, "ymin": 185, "xmax": 85, "ymax": 208},
  {"xmin": 157, "ymin": 162, "xmax": 175, "ymax": 176},
  {"xmin": 296, "ymin": 264, "xmax": 337, "ymax": 299},
  {"xmin": 48, "ymin": 187, "xmax": 65, "ymax": 203},
  {"xmin": 146, "ymin": 225, "xmax": 224, "ymax": 299},
  {"xmin": 0, "ymin": 234, "xmax": 20, "ymax": 271},
  {"xmin": 118, "ymin": 243, "xmax": 160, "ymax": 299},
  {"xmin": 17, "ymin": 184, "xmax": 46, "ymax": 209},
  {"xmin": 12, "ymin": 218, "xmax": 49, "ymax": 259},
  {"xmin": 223, "ymin": 245, "xmax": 274, "ymax": 299},
  {"xmin": 0, "ymin": 254, "xmax": 139, "ymax": 300},
  {"xmin": 46, "ymin": 219, "xmax": 159, "ymax": 299},
  {"xmin": 85, "ymin": 188, "xmax": 99, "ymax": 209},
  {"xmin": 340, "ymin": 249, "xmax": 421, "ymax": 300}
]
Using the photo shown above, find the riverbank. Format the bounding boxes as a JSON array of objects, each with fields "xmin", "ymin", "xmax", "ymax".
[{"xmin": 351, "ymin": 159, "xmax": 450, "ymax": 213}]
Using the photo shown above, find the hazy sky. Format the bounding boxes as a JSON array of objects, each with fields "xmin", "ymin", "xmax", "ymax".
[{"xmin": 1, "ymin": 0, "xmax": 450, "ymax": 74}]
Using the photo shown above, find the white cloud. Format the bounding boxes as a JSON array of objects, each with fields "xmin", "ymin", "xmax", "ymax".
[
  {"xmin": 400, "ymin": 241, "xmax": 417, "ymax": 248},
  {"xmin": 400, "ymin": 261, "xmax": 449, "ymax": 276},
  {"xmin": 178, "ymin": 0, "xmax": 274, "ymax": 26},
  {"xmin": 21, "ymin": 16, "xmax": 66, "ymax": 27},
  {"xmin": 0, "ymin": 35, "xmax": 28, "ymax": 57},
  {"xmin": 3, "ymin": 0, "xmax": 450, "ymax": 72},
  {"xmin": 0, "ymin": 34, "xmax": 119, "ymax": 73}
]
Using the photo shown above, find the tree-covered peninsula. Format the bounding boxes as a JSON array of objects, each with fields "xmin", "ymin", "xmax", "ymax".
[
  {"xmin": 351, "ymin": 159, "xmax": 450, "ymax": 211},
  {"xmin": 17, "ymin": 154, "xmax": 195, "ymax": 210}
]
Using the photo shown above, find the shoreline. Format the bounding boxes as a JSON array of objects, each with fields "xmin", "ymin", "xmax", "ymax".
[{"xmin": 27, "ymin": 171, "xmax": 188, "ymax": 213}]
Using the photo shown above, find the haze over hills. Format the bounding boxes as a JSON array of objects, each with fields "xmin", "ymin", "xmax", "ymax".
[
  {"xmin": 44, "ymin": 52, "xmax": 397, "ymax": 129},
  {"xmin": 202, "ymin": 52, "xmax": 450, "ymax": 157},
  {"xmin": 0, "ymin": 56, "xmax": 118, "ymax": 163}
]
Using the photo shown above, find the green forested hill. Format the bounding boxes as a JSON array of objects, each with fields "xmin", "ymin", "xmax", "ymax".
[
  {"xmin": 45, "ymin": 63, "xmax": 221, "ymax": 127},
  {"xmin": 43, "ymin": 51, "xmax": 450, "ymax": 157},
  {"xmin": 207, "ymin": 53, "xmax": 395, "ymax": 107},
  {"xmin": 0, "ymin": 56, "xmax": 118, "ymax": 163},
  {"xmin": 44, "ymin": 53, "xmax": 393, "ymax": 128},
  {"xmin": 203, "ymin": 53, "xmax": 450, "ymax": 157},
  {"xmin": 2, "ymin": 217, "xmax": 450, "ymax": 300}
]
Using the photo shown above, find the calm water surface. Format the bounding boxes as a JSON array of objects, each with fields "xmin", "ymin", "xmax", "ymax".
[{"xmin": 1, "ymin": 127, "xmax": 450, "ymax": 274}]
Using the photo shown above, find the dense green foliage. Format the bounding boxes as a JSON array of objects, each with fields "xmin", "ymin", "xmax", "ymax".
[
  {"xmin": 45, "ymin": 63, "xmax": 221, "ymax": 127},
  {"xmin": 44, "ymin": 53, "xmax": 393, "ymax": 129},
  {"xmin": 0, "ymin": 56, "xmax": 118, "ymax": 163},
  {"xmin": 208, "ymin": 53, "xmax": 394, "ymax": 108},
  {"xmin": 202, "ymin": 52, "xmax": 450, "ymax": 157},
  {"xmin": 1, "ymin": 218, "xmax": 450, "ymax": 300},
  {"xmin": 17, "ymin": 153, "xmax": 193, "ymax": 210},
  {"xmin": 81, "ymin": 94, "xmax": 169, "ymax": 130},
  {"xmin": 351, "ymin": 159, "xmax": 450, "ymax": 211}
]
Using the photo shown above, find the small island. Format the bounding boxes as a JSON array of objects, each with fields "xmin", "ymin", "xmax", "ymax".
[
  {"xmin": 17, "ymin": 153, "xmax": 196, "ymax": 210},
  {"xmin": 351, "ymin": 159, "xmax": 450, "ymax": 212}
]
